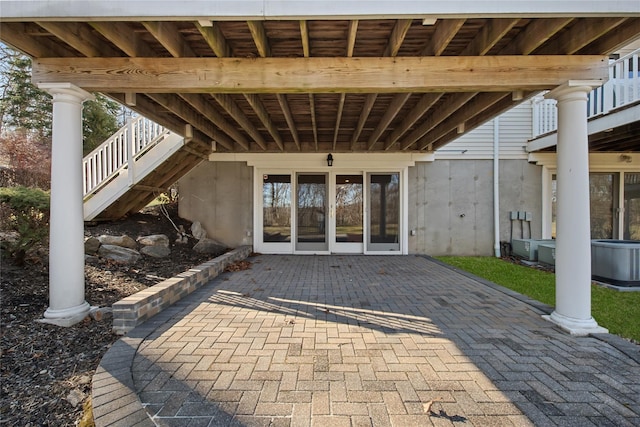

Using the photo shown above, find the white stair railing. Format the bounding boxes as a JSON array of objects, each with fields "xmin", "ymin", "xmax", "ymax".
[
  {"xmin": 82, "ymin": 116, "xmax": 170, "ymax": 197},
  {"xmin": 532, "ymin": 47, "xmax": 640, "ymax": 138}
]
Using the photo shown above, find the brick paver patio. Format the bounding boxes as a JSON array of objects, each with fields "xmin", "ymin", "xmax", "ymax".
[{"xmin": 93, "ymin": 255, "xmax": 640, "ymax": 427}]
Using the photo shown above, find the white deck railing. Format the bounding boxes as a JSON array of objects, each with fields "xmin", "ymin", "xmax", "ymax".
[
  {"xmin": 82, "ymin": 116, "xmax": 170, "ymax": 197},
  {"xmin": 532, "ymin": 48, "xmax": 640, "ymax": 138}
]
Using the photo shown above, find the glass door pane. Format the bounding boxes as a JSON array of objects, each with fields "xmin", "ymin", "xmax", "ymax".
[
  {"xmin": 263, "ymin": 174, "xmax": 291, "ymax": 243},
  {"xmin": 590, "ymin": 173, "xmax": 615, "ymax": 239},
  {"xmin": 296, "ymin": 174, "xmax": 328, "ymax": 251},
  {"xmin": 335, "ymin": 175, "xmax": 363, "ymax": 243},
  {"xmin": 368, "ymin": 173, "xmax": 400, "ymax": 251},
  {"xmin": 624, "ymin": 173, "xmax": 640, "ymax": 240}
]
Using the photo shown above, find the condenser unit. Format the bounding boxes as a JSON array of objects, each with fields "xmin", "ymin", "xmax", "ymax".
[
  {"xmin": 591, "ymin": 240, "xmax": 640, "ymax": 287},
  {"xmin": 538, "ymin": 243, "xmax": 556, "ymax": 266},
  {"xmin": 511, "ymin": 239, "xmax": 555, "ymax": 261}
]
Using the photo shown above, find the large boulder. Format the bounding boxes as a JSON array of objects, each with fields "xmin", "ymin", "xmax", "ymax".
[
  {"xmin": 98, "ymin": 234, "xmax": 137, "ymax": 249},
  {"xmin": 191, "ymin": 221, "xmax": 207, "ymax": 241},
  {"xmin": 193, "ymin": 238, "xmax": 226, "ymax": 255},
  {"xmin": 137, "ymin": 234, "xmax": 170, "ymax": 248},
  {"xmin": 140, "ymin": 245, "xmax": 171, "ymax": 258},
  {"xmin": 98, "ymin": 244, "xmax": 140, "ymax": 264},
  {"xmin": 84, "ymin": 237, "xmax": 101, "ymax": 254}
]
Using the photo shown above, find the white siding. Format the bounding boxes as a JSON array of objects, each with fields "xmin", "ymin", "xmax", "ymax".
[{"xmin": 436, "ymin": 100, "xmax": 533, "ymax": 160}]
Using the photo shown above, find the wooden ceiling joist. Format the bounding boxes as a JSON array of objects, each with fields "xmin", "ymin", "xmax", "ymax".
[
  {"xmin": 243, "ymin": 94, "xmax": 285, "ymax": 151},
  {"xmin": 212, "ymin": 94, "xmax": 267, "ymax": 150},
  {"xmin": 178, "ymin": 93, "xmax": 246, "ymax": 151},
  {"xmin": 90, "ymin": 22, "xmax": 156, "ymax": 57}
]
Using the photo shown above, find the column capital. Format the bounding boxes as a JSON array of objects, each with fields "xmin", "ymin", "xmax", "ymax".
[
  {"xmin": 38, "ymin": 82, "xmax": 94, "ymax": 104},
  {"xmin": 544, "ymin": 80, "xmax": 603, "ymax": 101}
]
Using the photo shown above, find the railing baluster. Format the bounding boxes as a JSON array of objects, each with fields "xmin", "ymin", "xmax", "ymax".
[{"xmin": 532, "ymin": 47, "xmax": 640, "ymax": 139}]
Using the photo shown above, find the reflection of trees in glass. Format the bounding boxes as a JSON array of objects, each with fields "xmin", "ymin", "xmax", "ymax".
[
  {"xmin": 590, "ymin": 174, "xmax": 614, "ymax": 239},
  {"xmin": 263, "ymin": 175, "xmax": 291, "ymax": 241},
  {"xmin": 370, "ymin": 174, "xmax": 399, "ymax": 243},
  {"xmin": 298, "ymin": 179, "xmax": 326, "ymax": 237}
]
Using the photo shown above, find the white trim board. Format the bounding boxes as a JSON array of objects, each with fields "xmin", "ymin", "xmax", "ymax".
[
  {"xmin": 2, "ymin": 1, "xmax": 640, "ymax": 20},
  {"xmin": 210, "ymin": 152, "xmax": 434, "ymax": 169}
]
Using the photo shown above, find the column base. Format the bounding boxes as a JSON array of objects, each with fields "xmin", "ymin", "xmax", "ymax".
[
  {"xmin": 40, "ymin": 301, "xmax": 91, "ymax": 327},
  {"xmin": 543, "ymin": 311, "xmax": 608, "ymax": 336}
]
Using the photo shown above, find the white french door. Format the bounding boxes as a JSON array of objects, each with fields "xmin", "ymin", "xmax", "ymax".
[{"xmin": 256, "ymin": 169, "xmax": 404, "ymax": 254}]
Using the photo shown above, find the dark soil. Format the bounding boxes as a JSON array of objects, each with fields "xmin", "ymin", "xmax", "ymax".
[{"xmin": 0, "ymin": 203, "xmax": 221, "ymax": 426}]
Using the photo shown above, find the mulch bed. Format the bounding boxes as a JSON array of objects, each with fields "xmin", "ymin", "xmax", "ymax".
[{"xmin": 0, "ymin": 204, "xmax": 220, "ymax": 426}]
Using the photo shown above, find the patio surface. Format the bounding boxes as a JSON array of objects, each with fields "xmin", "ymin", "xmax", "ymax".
[{"xmin": 92, "ymin": 255, "xmax": 640, "ymax": 427}]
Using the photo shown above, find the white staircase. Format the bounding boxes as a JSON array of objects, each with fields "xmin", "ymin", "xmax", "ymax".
[{"xmin": 83, "ymin": 116, "xmax": 184, "ymax": 220}]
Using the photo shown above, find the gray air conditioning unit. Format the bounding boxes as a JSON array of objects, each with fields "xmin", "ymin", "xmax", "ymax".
[
  {"xmin": 591, "ymin": 240, "xmax": 640, "ymax": 287},
  {"xmin": 511, "ymin": 239, "xmax": 556, "ymax": 261},
  {"xmin": 537, "ymin": 243, "xmax": 556, "ymax": 266}
]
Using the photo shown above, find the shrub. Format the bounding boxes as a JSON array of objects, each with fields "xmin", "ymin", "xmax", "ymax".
[{"xmin": 0, "ymin": 186, "xmax": 50, "ymax": 265}]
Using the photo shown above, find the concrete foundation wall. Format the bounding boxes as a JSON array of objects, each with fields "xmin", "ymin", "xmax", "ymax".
[
  {"xmin": 409, "ymin": 159, "xmax": 542, "ymax": 256},
  {"xmin": 178, "ymin": 161, "xmax": 253, "ymax": 248}
]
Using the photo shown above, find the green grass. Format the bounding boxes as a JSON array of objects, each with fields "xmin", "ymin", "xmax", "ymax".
[{"xmin": 436, "ymin": 256, "xmax": 640, "ymax": 343}]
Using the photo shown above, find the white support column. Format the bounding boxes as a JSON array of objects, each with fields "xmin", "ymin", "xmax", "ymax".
[
  {"xmin": 39, "ymin": 83, "xmax": 94, "ymax": 327},
  {"xmin": 543, "ymin": 81, "xmax": 607, "ymax": 336}
]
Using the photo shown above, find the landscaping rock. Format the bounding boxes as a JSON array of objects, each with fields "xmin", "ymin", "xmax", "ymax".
[
  {"xmin": 140, "ymin": 245, "xmax": 171, "ymax": 258},
  {"xmin": 98, "ymin": 234, "xmax": 137, "ymax": 249},
  {"xmin": 193, "ymin": 238, "xmax": 226, "ymax": 254},
  {"xmin": 98, "ymin": 244, "xmax": 140, "ymax": 264},
  {"xmin": 84, "ymin": 237, "xmax": 100, "ymax": 254},
  {"xmin": 137, "ymin": 234, "xmax": 170, "ymax": 247},
  {"xmin": 191, "ymin": 221, "xmax": 207, "ymax": 241},
  {"xmin": 85, "ymin": 254, "xmax": 99, "ymax": 265}
]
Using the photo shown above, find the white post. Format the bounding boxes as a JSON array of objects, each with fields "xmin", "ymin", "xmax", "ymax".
[
  {"xmin": 39, "ymin": 83, "xmax": 94, "ymax": 327},
  {"xmin": 543, "ymin": 81, "xmax": 607, "ymax": 336}
]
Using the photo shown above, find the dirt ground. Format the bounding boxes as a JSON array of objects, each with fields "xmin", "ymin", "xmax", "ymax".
[{"xmin": 0, "ymin": 203, "xmax": 221, "ymax": 426}]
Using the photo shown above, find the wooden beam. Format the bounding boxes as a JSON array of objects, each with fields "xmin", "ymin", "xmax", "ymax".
[
  {"xmin": 36, "ymin": 22, "xmax": 121, "ymax": 58},
  {"xmin": 309, "ymin": 94, "xmax": 318, "ymax": 150},
  {"xmin": 333, "ymin": 93, "xmax": 346, "ymax": 151},
  {"xmin": 400, "ymin": 93, "xmax": 477, "ymax": 150},
  {"xmin": 178, "ymin": 93, "xmax": 247, "ymax": 150},
  {"xmin": 243, "ymin": 94, "xmax": 284, "ymax": 151},
  {"xmin": 195, "ymin": 21, "xmax": 230, "ymax": 57},
  {"xmin": 384, "ymin": 19, "xmax": 413, "ymax": 57},
  {"xmin": 300, "ymin": 20, "xmax": 310, "ymax": 57},
  {"xmin": 350, "ymin": 94, "xmax": 377, "ymax": 150},
  {"xmin": 536, "ymin": 17, "xmax": 627, "ymax": 55},
  {"xmin": 143, "ymin": 21, "xmax": 196, "ymax": 58},
  {"xmin": 182, "ymin": 146, "xmax": 210, "ymax": 160},
  {"xmin": 298, "ymin": 21, "xmax": 317, "ymax": 150},
  {"xmin": 277, "ymin": 94, "xmax": 300, "ymax": 150},
  {"xmin": 0, "ymin": 23, "xmax": 73, "ymax": 57},
  {"xmin": 90, "ymin": 22, "xmax": 156, "ymax": 57},
  {"xmin": 149, "ymin": 93, "xmax": 239, "ymax": 150},
  {"xmin": 461, "ymin": 18, "xmax": 519, "ymax": 56},
  {"xmin": 500, "ymin": 18, "xmax": 573, "ymax": 55},
  {"xmin": 383, "ymin": 93, "xmax": 442, "ymax": 150},
  {"xmin": 133, "ymin": 184, "xmax": 168, "ymax": 193},
  {"xmin": 429, "ymin": 92, "xmax": 529, "ymax": 150},
  {"xmin": 421, "ymin": 19, "xmax": 465, "ymax": 56},
  {"xmin": 578, "ymin": 18, "xmax": 640, "ymax": 55},
  {"xmin": 212, "ymin": 94, "xmax": 267, "ymax": 150},
  {"xmin": 247, "ymin": 21, "xmax": 271, "ymax": 58},
  {"xmin": 108, "ymin": 92, "xmax": 209, "ymax": 149},
  {"xmin": 347, "ymin": 20, "xmax": 359, "ymax": 57},
  {"xmin": 416, "ymin": 92, "xmax": 508, "ymax": 150},
  {"xmin": 33, "ymin": 56, "xmax": 609, "ymax": 93},
  {"xmin": 367, "ymin": 93, "xmax": 412, "ymax": 150}
]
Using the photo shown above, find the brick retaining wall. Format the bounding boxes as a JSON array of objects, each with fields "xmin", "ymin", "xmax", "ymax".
[{"xmin": 112, "ymin": 246, "xmax": 252, "ymax": 335}]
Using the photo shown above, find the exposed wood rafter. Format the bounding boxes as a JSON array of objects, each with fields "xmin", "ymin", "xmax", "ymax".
[
  {"xmin": 244, "ymin": 94, "xmax": 285, "ymax": 151},
  {"xmin": 212, "ymin": 94, "xmax": 267, "ymax": 150}
]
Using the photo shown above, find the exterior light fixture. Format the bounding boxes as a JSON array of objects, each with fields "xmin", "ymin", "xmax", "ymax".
[{"xmin": 327, "ymin": 154, "xmax": 334, "ymax": 167}]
